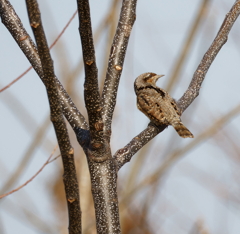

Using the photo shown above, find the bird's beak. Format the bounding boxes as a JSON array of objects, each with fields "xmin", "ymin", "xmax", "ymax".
[
  {"xmin": 155, "ymin": 74, "xmax": 164, "ymax": 82},
  {"xmin": 145, "ymin": 74, "xmax": 165, "ymax": 84}
]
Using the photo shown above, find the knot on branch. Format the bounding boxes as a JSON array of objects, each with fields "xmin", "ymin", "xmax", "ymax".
[
  {"xmin": 114, "ymin": 65, "xmax": 122, "ymax": 71},
  {"xmin": 30, "ymin": 22, "xmax": 40, "ymax": 28},
  {"xmin": 122, "ymin": 24, "xmax": 132, "ymax": 37},
  {"xmin": 68, "ymin": 148, "xmax": 74, "ymax": 155},
  {"xmin": 88, "ymin": 140, "xmax": 111, "ymax": 163},
  {"xmin": 94, "ymin": 121, "xmax": 104, "ymax": 131},
  {"xmin": 68, "ymin": 198, "xmax": 76, "ymax": 203},
  {"xmin": 19, "ymin": 35, "xmax": 28, "ymax": 41},
  {"xmin": 86, "ymin": 60, "xmax": 94, "ymax": 65}
]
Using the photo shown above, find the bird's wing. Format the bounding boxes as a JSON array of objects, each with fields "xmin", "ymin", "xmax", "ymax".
[{"xmin": 137, "ymin": 89, "xmax": 168, "ymax": 124}]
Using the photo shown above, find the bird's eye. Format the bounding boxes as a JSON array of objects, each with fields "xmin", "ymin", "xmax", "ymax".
[{"xmin": 144, "ymin": 73, "xmax": 156, "ymax": 81}]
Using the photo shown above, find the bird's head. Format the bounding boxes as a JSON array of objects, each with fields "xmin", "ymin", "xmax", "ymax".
[{"xmin": 134, "ymin": 72, "xmax": 164, "ymax": 92}]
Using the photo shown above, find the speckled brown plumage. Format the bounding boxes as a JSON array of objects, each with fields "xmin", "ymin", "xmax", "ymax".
[{"xmin": 134, "ymin": 72, "xmax": 194, "ymax": 138}]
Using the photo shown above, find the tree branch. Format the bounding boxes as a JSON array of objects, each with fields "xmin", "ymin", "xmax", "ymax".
[
  {"xmin": 0, "ymin": 147, "xmax": 59, "ymax": 199},
  {"xmin": 121, "ymin": 103, "xmax": 240, "ymax": 204},
  {"xmin": 177, "ymin": 0, "xmax": 240, "ymax": 113},
  {"xmin": 114, "ymin": 124, "xmax": 166, "ymax": 170},
  {"xmin": 0, "ymin": 0, "xmax": 89, "ymax": 142},
  {"xmin": 76, "ymin": 0, "xmax": 102, "ymax": 144},
  {"xmin": 25, "ymin": 0, "xmax": 81, "ymax": 233},
  {"xmin": 0, "ymin": 115, "xmax": 51, "ymax": 196},
  {"xmin": 114, "ymin": 0, "xmax": 240, "ymax": 170},
  {"xmin": 101, "ymin": 0, "xmax": 137, "ymax": 137},
  {"xmin": 76, "ymin": 2, "xmax": 121, "ymax": 233},
  {"xmin": 0, "ymin": 10, "xmax": 77, "ymax": 93}
]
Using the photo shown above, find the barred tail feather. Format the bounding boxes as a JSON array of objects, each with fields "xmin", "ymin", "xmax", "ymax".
[{"xmin": 172, "ymin": 122, "xmax": 194, "ymax": 138}]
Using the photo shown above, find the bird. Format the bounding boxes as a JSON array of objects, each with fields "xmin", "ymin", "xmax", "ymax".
[{"xmin": 134, "ymin": 72, "xmax": 194, "ymax": 138}]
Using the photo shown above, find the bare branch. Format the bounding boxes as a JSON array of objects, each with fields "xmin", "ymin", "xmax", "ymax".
[
  {"xmin": 0, "ymin": 66, "xmax": 32, "ymax": 92},
  {"xmin": 114, "ymin": 0, "xmax": 240, "ymax": 169},
  {"xmin": 67, "ymin": 0, "xmax": 120, "ymax": 94},
  {"xmin": 177, "ymin": 0, "xmax": 240, "ymax": 113},
  {"xmin": 0, "ymin": 10, "xmax": 77, "ymax": 93},
  {"xmin": 76, "ymin": 0, "xmax": 103, "ymax": 144},
  {"xmin": 99, "ymin": 0, "xmax": 119, "ymax": 91},
  {"xmin": 0, "ymin": 116, "xmax": 51, "ymax": 195},
  {"xmin": 0, "ymin": 147, "xmax": 59, "ymax": 199},
  {"xmin": 114, "ymin": 123, "xmax": 166, "ymax": 170},
  {"xmin": 76, "ymin": 2, "xmax": 124, "ymax": 233},
  {"xmin": 101, "ymin": 0, "xmax": 137, "ymax": 136},
  {"xmin": 121, "ymin": 103, "xmax": 240, "ymax": 203},
  {"xmin": 0, "ymin": 0, "xmax": 88, "ymax": 136},
  {"xmin": 25, "ymin": 0, "xmax": 81, "ymax": 233}
]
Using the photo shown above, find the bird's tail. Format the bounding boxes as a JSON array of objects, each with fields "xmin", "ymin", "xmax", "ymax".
[{"xmin": 172, "ymin": 122, "xmax": 194, "ymax": 138}]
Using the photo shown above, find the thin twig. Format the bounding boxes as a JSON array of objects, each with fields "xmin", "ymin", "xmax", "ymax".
[
  {"xmin": 0, "ymin": 10, "xmax": 77, "ymax": 93},
  {"xmin": 0, "ymin": 116, "xmax": 51, "ymax": 195},
  {"xmin": 0, "ymin": 0, "xmax": 89, "ymax": 134},
  {"xmin": 0, "ymin": 66, "xmax": 32, "ymax": 92},
  {"xmin": 49, "ymin": 10, "xmax": 78, "ymax": 50},
  {"xmin": 0, "ymin": 147, "xmax": 59, "ymax": 199}
]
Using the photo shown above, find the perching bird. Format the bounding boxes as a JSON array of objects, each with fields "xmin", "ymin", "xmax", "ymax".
[{"xmin": 134, "ymin": 72, "xmax": 194, "ymax": 138}]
